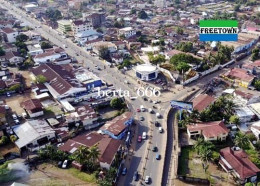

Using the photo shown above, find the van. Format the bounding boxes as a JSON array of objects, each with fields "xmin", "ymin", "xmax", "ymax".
[
  {"xmin": 142, "ymin": 132, "xmax": 147, "ymax": 139},
  {"xmin": 140, "ymin": 105, "xmax": 145, "ymax": 112}
]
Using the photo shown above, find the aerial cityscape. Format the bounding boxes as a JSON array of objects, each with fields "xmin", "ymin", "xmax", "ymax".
[{"xmin": 0, "ymin": 0, "xmax": 260, "ymax": 186}]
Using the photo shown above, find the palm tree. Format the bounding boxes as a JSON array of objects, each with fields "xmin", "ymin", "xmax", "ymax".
[
  {"xmin": 88, "ymin": 145, "xmax": 100, "ymax": 164},
  {"xmin": 234, "ymin": 132, "xmax": 250, "ymax": 149},
  {"xmin": 194, "ymin": 137, "xmax": 205, "ymax": 154},
  {"xmin": 73, "ymin": 146, "xmax": 90, "ymax": 165}
]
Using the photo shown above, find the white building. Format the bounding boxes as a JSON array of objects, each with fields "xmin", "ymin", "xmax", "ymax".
[
  {"xmin": 33, "ymin": 47, "xmax": 67, "ymax": 64},
  {"xmin": 134, "ymin": 64, "xmax": 159, "ymax": 81},
  {"xmin": 92, "ymin": 41, "xmax": 117, "ymax": 54},
  {"xmin": 1, "ymin": 28, "xmax": 18, "ymax": 43},
  {"xmin": 13, "ymin": 120, "xmax": 56, "ymax": 151},
  {"xmin": 27, "ymin": 44, "xmax": 44, "ymax": 56},
  {"xmin": 72, "ymin": 20, "xmax": 93, "ymax": 34},
  {"xmin": 251, "ymin": 121, "xmax": 260, "ymax": 140},
  {"xmin": 76, "ymin": 30, "xmax": 100, "ymax": 44},
  {"xmin": 118, "ymin": 27, "xmax": 136, "ymax": 38},
  {"xmin": 235, "ymin": 107, "xmax": 256, "ymax": 123}
]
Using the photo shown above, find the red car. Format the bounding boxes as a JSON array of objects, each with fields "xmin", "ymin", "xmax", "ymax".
[
  {"xmin": 136, "ymin": 108, "xmax": 141, "ymax": 112},
  {"xmin": 138, "ymin": 136, "xmax": 142, "ymax": 142}
]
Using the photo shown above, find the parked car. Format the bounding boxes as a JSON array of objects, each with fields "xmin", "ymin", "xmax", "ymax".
[
  {"xmin": 122, "ymin": 167, "xmax": 127, "ymax": 175},
  {"xmin": 145, "ymin": 176, "xmax": 150, "ymax": 184},
  {"xmin": 155, "ymin": 121, "xmax": 160, "ymax": 127},
  {"xmin": 136, "ymin": 108, "xmax": 141, "ymax": 112},
  {"xmin": 152, "ymin": 146, "xmax": 158, "ymax": 152},
  {"xmin": 62, "ymin": 160, "xmax": 68, "ymax": 169},
  {"xmin": 156, "ymin": 154, "xmax": 161, "ymax": 160},
  {"xmin": 140, "ymin": 116, "xmax": 144, "ymax": 121},
  {"xmin": 12, "ymin": 114, "xmax": 17, "ymax": 120},
  {"xmin": 138, "ymin": 136, "xmax": 142, "ymax": 143},
  {"xmin": 58, "ymin": 161, "xmax": 63, "ymax": 168},
  {"xmin": 6, "ymin": 92, "xmax": 11, "ymax": 97},
  {"xmin": 159, "ymin": 127, "xmax": 163, "ymax": 133},
  {"xmin": 142, "ymin": 132, "xmax": 147, "ymax": 139},
  {"xmin": 133, "ymin": 171, "xmax": 139, "ymax": 181}
]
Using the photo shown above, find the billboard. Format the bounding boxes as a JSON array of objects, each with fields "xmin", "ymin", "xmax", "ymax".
[{"xmin": 170, "ymin": 100, "xmax": 193, "ymax": 111}]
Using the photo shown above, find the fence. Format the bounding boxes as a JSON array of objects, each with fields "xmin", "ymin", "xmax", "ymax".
[
  {"xmin": 182, "ymin": 74, "xmax": 199, "ymax": 85},
  {"xmin": 177, "ymin": 175, "xmax": 210, "ymax": 185},
  {"xmin": 157, "ymin": 66, "xmax": 176, "ymax": 82}
]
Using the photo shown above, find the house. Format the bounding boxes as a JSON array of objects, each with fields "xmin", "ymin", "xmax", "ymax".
[
  {"xmin": 0, "ymin": 20, "xmax": 15, "ymax": 29},
  {"xmin": 0, "ymin": 106, "xmax": 6, "ymax": 124},
  {"xmin": 219, "ymin": 147, "xmax": 260, "ymax": 184},
  {"xmin": 192, "ymin": 94, "xmax": 215, "ymax": 112},
  {"xmin": 72, "ymin": 20, "xmax": 93, "ymax": 35},
  {"xmin": 235, "ymin": 106, "xmax": 256, "ymax": 123},
  {"xmin": 83, "ymin": 12, "xmax": 105, "ymax": 28},
  {"xmin": 242, "ymin": 60, "xmax": 260, "ymax": 78},
  {"xmin": 13, "ymin": 119, "xmax": 56, "ymax": 151},
  {"xmin": 31, "ymin": 83, "xmax": 50, "ymax": 100},
  {"xmin": 31, "ymin": 63, "xmax": 86, "ymax": 100},
  {"xmin": 27, "ymin": 43, "xmax": 44, "ymax": 56},
  {"xmin": 1, "ymin": 28, "xmax": 18, "ymax": 43},
  {"xmin": 66, "ymin": 105, "xmax": 99, "ymax": 130},
  {"xmin": 113, "ymin": 41, "xmax": 125, "ymax": 50},
  {"xmin": 99, "ymin": 112, "xmax": 133, "ymax": 140},
  {"xmin": 22, "ymin": 31, "xmax": 41, "ymax": 41},
  {"xmin": 187, "ymin": 121, "xmax": 229, "ymax": 141},
  {"xmin": 33, "ymin": 47, "xmax": 67, "ymax": 64},
  {"xmin": 233, "ymin": 90, "xmax": 254, "ymax": 105},
  {"xmin": 20, "ymin": 99, "xmax": 44, "ymax": 118},
  {"xmin": 2, "ymin": 43, "xmax": 17, "ymax": 52},
  {"xmin": 111, "ymin": 53, "xmax": 123, "ymax": 64},
  {"xmin": 0, "ymin": 51, "xmax": 24, "ymax": 65},
  {"xmin": 74, "ymin": 68, "xmax": 102, "ymax": 89},
  {"xmin": 76, "ymin": 30, "xmax": 100, "ymax": 44},
  {"xmin": 92, "ymin": 41, "xmax": 117, "ymax": 54},
  {"xmin": 250, "ymin": 121, "xmax": 260, "ymax": 140},
  {"xmin": 59, "ymin": 132, "xmax": 122, "ymax": 169},
  {"xmin": 221, "ymin": 68, "xmax": 255, "ymax": 88},
  {"xmin": 118, "ymin": 27, "xmax": 136, "ymax": 39}
]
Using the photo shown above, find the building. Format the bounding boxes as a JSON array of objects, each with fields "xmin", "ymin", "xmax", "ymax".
[
  {"xmin": 92, "ymin": 41, "xmax": 117, "ymax": 54},
  {"xmin": 33, "ymin": 47, "xmax": 67, "ymax": 64},
  {"xmin": 24, "ymin": 3, "xmax": 38, "ymax": 12},
  {"xmin": 187, "ymin": 121, "xmax": 229, "ymax": 141},
  {"xmin": 57, "ymin": 20, "xmax": 72, "ymax": 34},
  {"xmin": 72, "ymin": 20, "xmax": 93, "ymax": 34},
  {"xmin": 0, "ymin": 106, "xmax": 6, "ymax": 124},
  {"xmin": 66, "ymin": 105, "xmax": 99, "ymax": 130},
  {"xmin": 20, "ymin": 99, "xmax": 44, "ymax": 118},
  {"xmin": 74, "ymin": 68, "xmax": 102, "ymax": 89},
  {"xmin": 83, "ymin": 13, "xmax": 105, "ymax": 28},
  {"xmin": 13, "ymin": 119, "xmax": 56, "ymax": 151},
  {"xmin": 0, "ymin": 51, "xmax": 24, "ymax": 65},
  {"xmin": 0, "ymin": 20, "xmax": 15, "ymax": 29},
  {"xmin": 75, "ymin": 30, "xmax": 100, "ymax": 44},
  {"xmin": 31, "ymin": 63, "xmax": 86, "ymax": 100},
  {"xmin": 1, "ymin": 28, "xmax": 18, "ymax": 43},
  {"xmin": 59, "ymin": 132, "xmax": 122, "ymax": 169},
  {"xmin": 250, "ymin": 121, "xmax": 260, "ymax": 140},
  {"xmin": 154, "ymin": 0, "xmax": 166, "ymax": 8},
  {"xmin": 249, "ymin": 102, "xmax": 260, "ymax": 118},
  {"xmin": 99, "ymin": 112, "xmax": 133, "ymax": 140},
  {"xmin": 134, "ymin": 64, "xmax": 159, "ymax": 81},
  {"xmin": 27, "ymin": 43, "xmax": 44, "ymax": 56},
  {"xmin": 192, "ymin": 94, "xmax": 215, "ymax": 112},
  {"xmin": 221, "ymin": 68, "xmax": 255, "ymax": 88},
  {"xmin": 118, "ymin": 27, "xmax": 136, "ymax": 39},
  {"xmin": 235, "ymin": 107, "xmax": 256, "ymax": 123},
  {"xmin": 219, "ymin": 147, "xmax": 260, "ymax": 184}
]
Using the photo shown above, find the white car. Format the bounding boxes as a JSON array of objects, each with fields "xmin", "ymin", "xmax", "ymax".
[
  {"xmin": 62, "ymin": 160, "xmax": 68, "ymax": 169},
  {"xmin": 145, "ymin": 176, "xmax": 150, "ymax": 184},
  {"xmin": 12, "ymin": 114, "xmax": 17, "ymax": 120}
]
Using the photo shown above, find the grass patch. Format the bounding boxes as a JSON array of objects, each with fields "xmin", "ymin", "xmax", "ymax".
[
  {"xmin": 178, "ymin": 146, "xmax": 195, "ymax": 175},
  {"xmin": 68, "ymin": 168, "xmax": 96, "ymax": 183}
]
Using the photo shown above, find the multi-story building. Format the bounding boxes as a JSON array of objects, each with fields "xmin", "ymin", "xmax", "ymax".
[
  {"xmin": 83, "ymin": 12, "xmax": 105, "ymax": 28},
  {"xmin": 1, "ymin": 28, "xmax": 18, "ymax": 43},
  {"xmin": 57, "ymin": 20, "xmax": 72, "ymax": 34},
  {"xmin": 72, "ymin": 20, "xmax": 93, "ymax": 35},
  {"xmin": 118, "ymin": 27, "xmax": 136, "ymax": 39}
]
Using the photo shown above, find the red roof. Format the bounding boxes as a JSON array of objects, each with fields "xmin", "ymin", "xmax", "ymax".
[
  {"xmin": 1, "ymin": 27, "xmax": 16, "ymax": 34},
  {"xmin": 187, "ymin": 121, "xmax": 229, "ymax": 138},
  {"xmin": 224, "ymin": 68, "xmax": 255, "ymax": 82},
  {"xmin": 192, "ymin": 94, "xmax": 215, "ymax": 112},
  {"xmin": 220, "ymin": 147, "xmax": 260, "ymax": 180},
  {"xmin": 21, "ymin": 99, "xmax": 43, "ymax": 111}
]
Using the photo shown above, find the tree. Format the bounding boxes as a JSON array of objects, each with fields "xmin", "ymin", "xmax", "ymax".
[
  {"xmin": 251, "ymin": 48, "xmax": 260, "ymax": 61},
  {"xmin": 88, "ymin": 145, "xmax": 100, "ymax": 164},
  {"xmin": 98, "ymin": 46, "xmax": 110, "ymax": 61},
  {"xmin": 254, "ymin": 79, "xmax": 260, "ymax": 91},
  {"xmin": 234, "ymin": 132, "xmax": 250, "ymax": 149},
  {"xmin": 9, "ymin": 84, "xmax": 20, "ymax": 92},
  {"xmin": 229, "ymin": 115, "xmax": 240, "ymax": 124},
  {"xmin": 148, "ymin": 53, "xmax": 166, "ymax": 65},
  {"xmin": 234, "ymin": 4, "xmax": 240, "ymax": 11},
  {"xmin": 46, "ymin": 9, "xmax": 62, "ymax": 21},
  {"xmin": 138, "ymin": 10, "xmax": 148, "ymax": 19},
  {"xmin": 110, "ymin": 98, "xmax": 124, "ymax": 109},
  {"xmin": 16, "ymin": 34, "xmax": 28, "ymax": 42},
  {"xmin": 176, "ymin": 27, "xmax": 184, "ymax": 35},
  {"xmin": 170, "ymin": 53, "xmax": 200, "ymax": 66},
  {"xmin": 40, "ymin": 41, "xmax": 52, "ymax": 49},
  {"xmin": 176, "ymin": 42, "xmax": 193, "ymax": 52},
  {"xmin": 176, "ymin": 62, "xmax": 190, "ymax": 74},
  {"xmin": 73, "ymin": 146, "xmax": 89, "ymax": 165},
  {"xmin": 130, "ymin": 9, "xmax": 136, "ymax": 15},
  {"xmin": 0, "ymin": 136, "xmax": 8, "ymax": 145},
  {"xmin": 122, "ymin": 59, "xmax": 131, "ymax": 67},
  {"xmin": 0, "ymin": 47, "xmax": 5, "ymax": 56},
  {"xmin": 10, "ymin": 135, "xmax": 17, "ymax": 142},
  {"xmin": 36, "ymin": 75, "xmax": 47, "ymax": 83}
]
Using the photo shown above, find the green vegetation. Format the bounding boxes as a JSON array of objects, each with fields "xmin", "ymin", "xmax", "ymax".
[
  {"xmin": 68, "ymin": 168, "xmax": 96, "ymax": 183},
  {"xmin": 170, "ymin": 53, "xmax": 200, "ymax": 65},
  {"xmin": 179, "ymin": 146, "xmax": 194, "ymax": 175},
  {"xmin": 229, "ymin": 115, "xmax": 240, "ymax": 124},
  {"xmin": 110, "ymin": 98, "xmax": 125, "ymax": 109},
  {"xmin": 98, "ymin": 167, "xmax": 117, "ymax": 186},
  {"xmin": 35, "ymin": 75, "xmax": 47, "ymax": 84},
  {"xmin": 98, "ymin": 46, "xmax": 111, "ymax": 61},
  {"xmin": 138, "ymin": 10, "xmax": 148, "ymax": 19},
  {"xmin": 46, "ymin": 8, "xmax": 62, "ymax": 21},
  {"xmin": 41, "ymin": 41, "xmax": 52, "ymax": 49},
  {"xmin": 251, "ymin": 48, "xmax": 260, "ymax": 61},
  {"xmin": 114, "ymin": 18, "xmax": 124, "ymax": 28},
  {"xmin": 176, "ymin": 27, "xmax": 184, "ymax": 35},
  {"xmin": 15, "ymin": 34, "xmax": 28, "ymax": 57},
  {"xmin": 254, "ymin": 79, "xmax": 260, "ymax": 91},
  {"xmin": 175, "ymin": 42, "xmax": 193, "ymax": 52},
  {"xmin": 147, "ymin": 53, "xmax": 166, "ymax": 65},
  {"xmin": 0, "ymin": 47, "xmax": 5, "ymax": 56},
  {"xmin": 38, "ymin": 145, "xmax": 69, "ymax": 162},
  {"xmin": 0, "ymin": 136, "xmax": 8, "ymax": 146},
  {"xmin": 234, "ymin": 132, "xmax": 250, "ymax": 150}
]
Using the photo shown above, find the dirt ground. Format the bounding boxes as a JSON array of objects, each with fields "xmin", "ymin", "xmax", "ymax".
[
  {"xmin": 4, "ymin": 92, "xmax": 34, "ymax": 115},
  {"xmin": 13, "ymin": 163, "xmax": 97, "ymax": 186},
  {"xmin": 0, "ymin": 143, "xmax": 19, "ymax": 157},
  {"xmin": 9, "ymin": 67, "xmax": 32, "ymax": 88}
]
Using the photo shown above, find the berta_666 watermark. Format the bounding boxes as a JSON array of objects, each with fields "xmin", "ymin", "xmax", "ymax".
[{"xmin": 97, "ymin": 87, "xmax": 161, "ymax": 98}]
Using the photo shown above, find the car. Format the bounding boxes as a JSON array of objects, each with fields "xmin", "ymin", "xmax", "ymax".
[
  {"xmin": 140, "ymin": 116, "xmax": 144, "ymax": 121},
  {"xmin": 14, "ymin": 119, "xmax": 20, "ymax": 125},
  {"xmin": 152, "ymin": 146, "xmax": 158, "ymax": 152},
  {"xmin": 136, "ymin": 108, "xmax": 140, "ymax": 112},
  {"xmin": 62, "ymin": 160, "xmax": 68, "ymax": 169},
  {"xmin": 155, "ymin": 121, "xmax": 160, "ymax": 127},
  {"xmin": 159, "ymin": 127, "xmax": 163, "ymax": 133},
  {"xmin": 133, "ymin": 171, "xmax": 139, "ymax": 181},
  {"xmin": 142, "ymin": 132, "xmax": 147, "ymax": 139},
  {"xmin": 156, "ymin": 154, "xmax": 161, "ymax": 160},
  {"xmin": 58, "ymin": 161, "xmax": 63, "ymax": 168},
  {"xmin": 122, "ymin": 167, "xmax": 127, "ymax": 175},
  {"xmin": 6, "ymin": 92, "xmax": 11, "ymax": 97},
  {"xmin": 138, "ymin": 135, "xmax": 142, "ymax": 142},
  {"xmin": 143, "ymin": 97, "xmax": 148, "ymax": 101},
  {"xmin": 145, "ymin": 176, "xmax": 150, "ymax": 184},
  {"xmin": 12, "ymin": 114, "xmax": 17, "ymax": 120}
]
